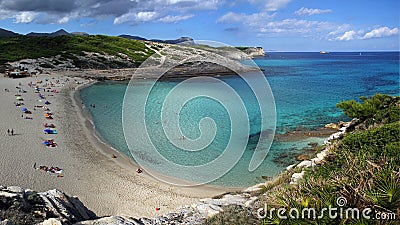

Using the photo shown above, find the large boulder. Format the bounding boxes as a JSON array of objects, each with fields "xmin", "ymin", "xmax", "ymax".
[{"xmin": 0, "ymin": 186, "xmax": 96, "ymax": 225}]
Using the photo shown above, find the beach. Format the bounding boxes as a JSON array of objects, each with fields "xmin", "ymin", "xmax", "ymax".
[{"xmin": 0, "ymin": 73, "xmax": 225, "ymax": 218}]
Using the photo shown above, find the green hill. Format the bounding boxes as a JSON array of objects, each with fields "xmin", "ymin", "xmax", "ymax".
[{"xmin": 0, "ymin": 35, "xmax": 154, "ymax": 66}]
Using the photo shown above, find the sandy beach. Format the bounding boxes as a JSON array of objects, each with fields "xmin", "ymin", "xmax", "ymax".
[{"xmin": 0, "ymin": 73, "xmax": 226, "ymax": 218}]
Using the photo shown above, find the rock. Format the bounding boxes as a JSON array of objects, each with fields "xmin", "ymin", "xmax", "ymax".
[
  {"xmin": 39, "ymin": 189, "xmax": 96, "ymax": 223},
  {"xmin": 6, "ymin": 186, "xmax": 23, "ymax": 193},
  {"xmin": 278, "ymin": 153, "xmax": 288, "ymax": 158},
  {"xmin": 0, "ymin": 191, "xmax": 19, "ymax": 198},
  {"xmin": 296, "ymin": 160, "xmax": 313, "ymax": 168},
  {"xmin": 243, "ymin": 184, "xmax": 263, "ymax": 193},
  {"xmin": 244, "ymin": 197, "xmax": 258, "ymax": 207},
  {"xmin": 199, "ymin": 198, "xmax": 226, "ymax": 206},
  {"xmin": 0, "ymin": 185, "xmax": 96, "ymax": 225},
  {"xmin": 311, "ymin": 157, "xmax": 323, "ymax": 165},
  {"xmin": 196, "ymin": 203, "xmax": 222, "ymax": 217},
  {"xmin": 308, "ymin": 142, "xmax": 318, "ymax": 148},
  {"xmin": 290, "ymin": 171, "xmax": 305, "ymax": 185},
  {"xmin": 40, "ymin": 218, "xmax": 62, "ymax": 225},
  {"xmin": 0, "ymin": 219, "xmax": 14, "ymax": 225},
  {"xmin": 325, "ymin": 123, "xmax": 340, "ymax": 130},
  {"xmin": 76, "ymin": 216, "xmax": 144, "ymax": 225},
  {"xmin": 221, "ymin": 194, "xmax": 248, "ymax": 205},
  {"xmin": 325, "ymin": 130, "xmax": 345, "ymax": 143},
  {"xmin": 316, "ymin": 150, "xmax": 328, "ymax": 160},
  {"xmin": 338, "ymin": 121, "xmax": 350, "ymax": 127},
  {"xmin": 296, "ymin": 154, "xmax": 310, "ymax": 161},
  {"xmin": 286, "ymin": 164, "xmax": 295, "ymax": 170}
]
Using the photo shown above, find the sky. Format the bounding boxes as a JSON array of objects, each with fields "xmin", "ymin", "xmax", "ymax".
[{"xmin": 0, "ymin": 0, "xmax": 399, "ymax": 51}]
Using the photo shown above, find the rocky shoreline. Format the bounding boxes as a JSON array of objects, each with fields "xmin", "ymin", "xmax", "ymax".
[{"xmin": 63, "ymin": 62, "xmax": 260, "ymax": 82}]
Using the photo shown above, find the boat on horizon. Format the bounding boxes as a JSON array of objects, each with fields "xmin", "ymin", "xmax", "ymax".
[{"xmin": 320, "ymin": 51, "xmax": 329, "ymax": 54}]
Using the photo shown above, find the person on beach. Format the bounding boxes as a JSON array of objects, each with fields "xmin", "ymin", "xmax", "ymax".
[
  {"xmin": 11, "ymin": 129, "xmax": 14, "ymax": 136},
  {"xmin": 7, "ymin": 129, "xmax": 10, "ymax": 135}
]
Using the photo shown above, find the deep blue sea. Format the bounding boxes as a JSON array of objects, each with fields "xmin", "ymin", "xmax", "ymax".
[{"xmin": 80, "ymin": 52, "xmax": 399, "ymax": 187}]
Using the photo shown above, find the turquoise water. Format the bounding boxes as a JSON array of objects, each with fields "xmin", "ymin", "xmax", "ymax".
[{"xmin": 80, "ymin": 52, "xmax": 399, "ymax": 187}]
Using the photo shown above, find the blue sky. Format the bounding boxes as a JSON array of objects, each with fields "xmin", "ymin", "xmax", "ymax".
[{"xmin": 0, "ymin": 0, "xmax": 399, "ymax": 51}]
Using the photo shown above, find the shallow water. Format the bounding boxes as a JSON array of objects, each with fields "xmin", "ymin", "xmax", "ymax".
[{"xmin": 80, "ymin": 52, "xmax": 399, "ymax": 187}]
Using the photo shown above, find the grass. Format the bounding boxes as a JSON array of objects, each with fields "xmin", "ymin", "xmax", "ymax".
[
  {"xmin": 204, "ymin": 94, "xmax": 400, "ymax": 225},
  {"xmin": 0, "ymin": 35, "xmax": 154, "ymax": 65}
]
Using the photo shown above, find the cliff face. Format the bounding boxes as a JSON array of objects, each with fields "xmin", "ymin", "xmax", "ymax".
[{"xmin": 242, "ymin": 47, "xmax": 265, "ymax": 58}]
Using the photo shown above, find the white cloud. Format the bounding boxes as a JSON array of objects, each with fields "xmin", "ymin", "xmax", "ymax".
[
  {"xmin": 1, "ymin": 0, "xmax": 220, "ymax": 25},
  {"xmin": 114, "ymin": 11, "xmax": 158, "ymax": 24},
  {"xmin": 218, "ymin": 11, "xmax": 340, "ymax": 38},
  {"xmin": 13, "ymin": 11, "xmax": 39, "ymax": 23},
  {"xmin": 264, "ymin": 0, "xmax": 292, "ymax": 11},
  {"xmin": 217, "ymin": 12, "xmax": 275, "ymax": 26},
  {"xmin": 295, "ymin": 7, "xmax": 332, "ymax": 16},
  {"xmin": 158, "ymin": 14, "xmax": 193, "ymax": 23},
  {"xmin": 116, "ymin": 11, "xmax": 156, "ymax": 24},
  {"xmin": 334, "ymin": 26, "xmax": 399, "ymax": 41},
  {"xmin": 136, "ymin": 11, "xmax": 157, "ymax": 21},
  {"xmin": 164, "ymin": 0, "xmax": 219, "ymax": 9},
  {"xmin": 58, "ymin": 16, "xmax": 70, "ymax": 24},
  {"xmin": 361, "ymin": 26, "xmax": 399, "ymax": 39},
  {"xmin": 335, "ymin": 30, "xmax": 357, "ymax": 41},
  {"xmin": 246, "ymin": 0, "xmax": 292, "ymax": 11}
]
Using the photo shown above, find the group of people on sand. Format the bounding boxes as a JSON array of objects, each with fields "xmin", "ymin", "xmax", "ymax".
[
  {"xmin": 35, "ymin": 164, "xmax": 63, "ymax": 175},
  {"xmin": 6, "ymin": 129, "xmax": 14, "ymax": 136},
  {"xmin": 12, "ymin": 78, "xmax": 67, "ymax": 177}
]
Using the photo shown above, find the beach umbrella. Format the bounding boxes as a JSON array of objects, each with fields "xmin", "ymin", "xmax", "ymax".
[
  {"xmin": 44, "ymin": 113, "xmax": 50, "ymax": 117},
  {"xmin": 45, "ymin": 101, "xmax": 51, "ymax": 105},
  {"xmin": 21, "ymin": 108, "xmax": 28, "ymax": 112},
  {"xmin": 16, "ymin": 97, "xmax": 23, "ymax": 100}
]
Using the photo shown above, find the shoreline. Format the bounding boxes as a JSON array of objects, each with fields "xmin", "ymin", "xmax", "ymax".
[
  {"xmin": 59, "ymin": 65, "xmax": 260, "ymax": 81},
  {"xmin": 0, "ymin": 74, "xmax": 228, "ymax": 219},
  {"xmin": 72, "ymin": 77, "xmax": 238, "ymax": 190},
  {"xmin": 74, "ymin": 76, "xmax": 339, "ymax": 187},
  {"xmin": 0, "ymin": 71, "xmax": 343, "ymax": 219}
]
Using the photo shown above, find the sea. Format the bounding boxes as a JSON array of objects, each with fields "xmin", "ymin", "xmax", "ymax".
[{"xmin": 80, "ymin": 52, "xmax": 400, "ymax": 187}]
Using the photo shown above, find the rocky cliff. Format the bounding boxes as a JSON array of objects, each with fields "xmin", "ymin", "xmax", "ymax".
[
  {"xmin": 0, "ymin": 184, "xmax": 261, "ymax": 225},
  {"xmin": 0, "ymin": 185, "xmax": 96, "ymax": 225},
  {"xmin": 240, "ymin": 47, "xmax": 265, "ymax": 58}
]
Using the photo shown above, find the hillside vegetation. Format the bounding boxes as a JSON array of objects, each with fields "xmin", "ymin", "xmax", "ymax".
[
  {"xmin": 0, "ymin": 35, "xmax": 154, "ymax": 66},
  {"xmin": 205, "ymin": 94, "xmax": 400, "ymax": 225}
]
